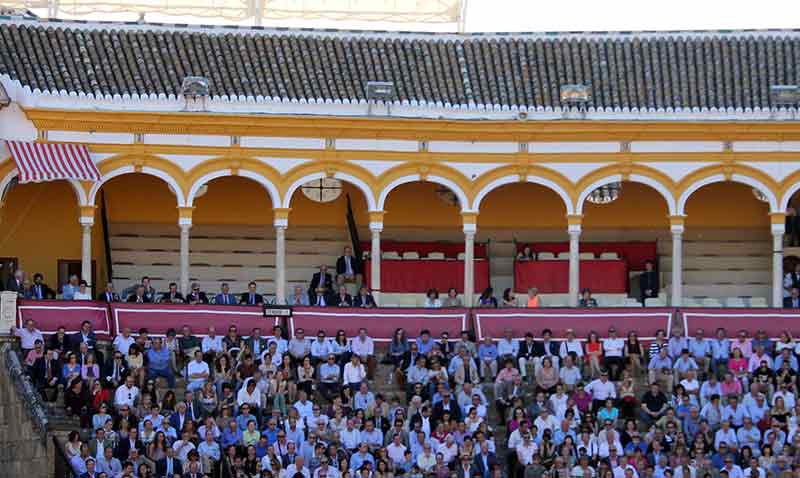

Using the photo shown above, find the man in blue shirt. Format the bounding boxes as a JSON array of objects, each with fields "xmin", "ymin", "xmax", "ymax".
[
  {"xmin": 688, "ymin": 328, "xmax": 712, "ymax": 375},
  {"xmin": 711, "ymin": 328, "xmax": 731, "ymax": 379},
  {"xmin": 146, "ymin": 338, "xmax": 175, "ymax": 387}
]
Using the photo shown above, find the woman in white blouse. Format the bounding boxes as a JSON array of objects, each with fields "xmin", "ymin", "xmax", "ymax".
[
  {"xmin": 73, "ymin": 280, "xmax": 92, "ymax": 300},
  {"xmin": 424, "ymin": 289, "xmax": 442, "ymax": 308}
]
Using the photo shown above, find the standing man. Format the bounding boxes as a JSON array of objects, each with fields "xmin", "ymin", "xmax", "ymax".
[
  {"xmin": 336, "ymin": 246, "xmax": 363, "ymax": 291},
  {"xmin": 639, "ymin": 260, "xmax": 659, "ymax": 305}
]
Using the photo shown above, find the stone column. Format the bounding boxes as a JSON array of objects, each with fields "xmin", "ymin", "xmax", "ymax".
[
  {"xmin": 669, "ymin": 215, "xmax": 685, "ymax": 307},
  {"xmin": 771, "ymin": 212, "xmax": 786, "ymax": 308},
  {"xmin": 79, "ymin": 206, "xmax": 95, "ymax": 294},
  {"xmin": 274, "ymin": 208, "xmax": 290, "ymax": 305},
  {"xmin": 178, "ymin": 207, "xmax": 194, "ymax": 295},
  {"xmin": 463, "ymin": 212, "xmax": 478, "ymax": 307},
  {"xmin": 369, "ymin": 211, "xmax": 384, "ymax": 306},
  {"xmin": 567, "ymin": 215, "xmax": 582, "ymax": 307}
]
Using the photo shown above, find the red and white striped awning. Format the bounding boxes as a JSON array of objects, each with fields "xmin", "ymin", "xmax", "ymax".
[{"xmin": 4, "ymin": 140, "xmax": 100, "ymax": 183}]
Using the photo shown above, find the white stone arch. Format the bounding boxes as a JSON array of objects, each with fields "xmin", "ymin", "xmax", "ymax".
[
  {"xmin": 88, "ymin": 165, "xmax": 186, "ymax": 207},
  {"xmin": 186, "ymin": 169, "xmax": 280, "ymax": 208},
  {"xmin": 0, "ymin": 169, "xmax": 87, "ymax": 205},
  {"xmin": 281, "ymin": 172, "xmax": 377, "ymax": 210},
  {"xmin": 377, "ymin": 174, "xmax": 471, "ymax": 212},
  {"xmin": 678, "ymin": 174, "xmax": 779, "ymax": 215},
  {"xmin": 471, "ymin": 175, "xmax": 575, "ymax": 215},
  {"xmin": 781, "ymin": 185, "xmax": 800, "ymax": 212},
  {"xmin": 575, "ymin": 174, "xmax": 677, "ymax": 216}
]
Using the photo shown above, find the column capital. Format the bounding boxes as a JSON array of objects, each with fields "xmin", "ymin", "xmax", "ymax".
[
  {"xmin": 79, "ymin": 205, "xmax": 96, "ymax": 226},
  {"xmin": 369, "ymin": 210, "xmax": 384, "ymax": 232},
  {"xmin": 178, "ymin": 206, "xmax": 194, "ymax": 226},
  {"xmin": 566, "ymin": 214, "xmax": 582, "ymax": 233},
  {"xmin": 669, "ymin": 215, "xmax": 685, "ymax": 234},
  {"xmin": 273, "ymin": 207, "xmax": 291, "ymax": 228},
  {"xmin": 770, "ymin": 212, "xmax": 787, "ymax": 235},
  {"xmin": 462, "ymin": 211, "xmax": 478, "ymax": 234}
]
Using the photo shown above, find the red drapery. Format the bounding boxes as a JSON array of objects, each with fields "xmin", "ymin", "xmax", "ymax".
[
  {"xmin": 290, "ymin": 307, "xmax": 470, "ymax": 341},
  {"xmin": 364, "ymin": 259, "xmax": 490, "ymax": 293},
  {"xmin": 17, "ymin": 300, "xmax": 112, "ymax": 338},
  {"xmin": 473, "ymin": 308, "xmax": 674, "ymax": 340},
  {"xmin": 680, "ymin": 309, "xmax": 800, "ymax": 338},
  {"xmin": 110, "ymin": 303, "xmax": 279, "ymax": 336},
  {"xmin": 519, "ymin": 242, "xmax": 656, "ymax": 270},
  {"xmin": 514, "ymin": 260, "xmax": 628, "ymax": 293}
]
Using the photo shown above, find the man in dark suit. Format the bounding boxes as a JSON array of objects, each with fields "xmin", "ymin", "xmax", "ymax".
[
  {"xmin": 97, "ymin": 282, "xmax": 120, "ymax": 303},
  {"xmin": 308, "ymin": 265, "xmax": 333, "ymax": 303},
  {"xmin": 141, "ymin": 276, "xmax": 158, "ymax": 303},
  {"xmin": 240, "ymin": 281, "xmax": 264, "ymax": 306},
  {"xmin": 336, "ymin": 246, "xmax": 362, "ymax": 281},
  {"xmin": 32, "ymin": 348, "xmax": 61, "ymax": 401},
  {"xmin": 103, "ymin": 351, "xmax": 129, "ymax": 389},
  {"xmin": 516, "ymin": 333, "xmax": 537, "ymax": 379},
  {"xmin": 183, "ymin": 460, "xmax": 202, "ymax": 478},
  {"xmin": 29, "ymin": 273, "xmax": 55, "ymax": 300},
  {"xmin": 472, "ymin": 443, "xmax": 497, "ymax": 478},
  {"xmin": 332, "ymin": 286, "xmax": 353, "ymax": 308},
  {"xmin": 127, "ymin": 285, "xmax": 150, "ymax": 303},
  {"xmin": 432, "ymin": 389, "xmax": 462, "ymax": 426},
  {"xmin": 71, "ymin": 321, "xmax": 98, "ymax": 356},
  {"xmin": 456, "ymin": 454, "xmax": 476, "ymax": 478},
  {"xmin": 114, "ymin": 427, "xmax": 143, "ymax": 461},
  {"xmin": 185, "ymin": 283, "xmax": 208, "ymax": 305},
  {"xmin": 6, "ymin": 269, "xmax": 23, "ymax": 293},
  {"xmin": 245, "ymin": 328, "xmax": 269, "ymax": 360},
  {"xmin": 156, "ymin": 447, "xmax": 183, "ymax": 477},
  {"xmin": 159, "ymin": 282, "xmax": 185, "ymax": 304},
  {"xmin": 785, "ymin": 287, "xmax": 800, "ymax": 308},
  {"xmin": 639, "ymin": 260, "xmax": 660, "ymax": 305},
  {"xmin": 169, "ymin": 402, "xmax": 191, "ymax": 433},
  {"xmin": 214, "ymin": 283, "xmax": 237, "ymax": 305}
]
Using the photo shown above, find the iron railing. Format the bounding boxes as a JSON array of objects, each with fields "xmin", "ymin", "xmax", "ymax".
[{"xmin": 1, "ymin": 343, "xmax": 49, "ymax": 444}]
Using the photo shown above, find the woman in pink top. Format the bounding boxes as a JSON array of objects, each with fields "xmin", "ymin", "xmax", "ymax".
[
  {"xmin": 720, "ymin": 371, "xmax": 743, "ymax": 397},
  {"xmin": 727, "ymin": 347, "xmax": 749, "ymax": 389}
]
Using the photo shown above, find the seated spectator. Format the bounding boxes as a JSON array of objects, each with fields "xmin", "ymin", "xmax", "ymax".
[
  {"xmin": 351, "ymin": 328, "xmax": 376, "ymax": 380},
  {"xmin": 442, "ymin": 287, "xmax": 463, "ymax": 307},
  {"xmin": 146, "ymin": 338, "xmax": 175, "ymax": 388},
  {"xmin": 287, "ymin": 285, "xmax": 311, "ymax": 306},
  {"xmin": 309, "ymin": 265, "xmax": 333, "ymax": 303},
  {"xmin": 526, "ymin": 287, "xmax": 540, "ymax": 308},
  {"xmin": 423, "ymin": 288, "xmax": 442, "ymax": 308},
  {"xmin": 158, "ymin": 282, "xmax": 184, "ymax": 304},
  {"xmin": 336, "ymin": 246, "xmax": 363, "ymax": 286},
  {"xmin": 97, "ymin": 282, "xmax": 120, "ymax": 303},
  {"xmin": 332, "ymin": 285, "xmax": 353, "ymax": 307},
  {"xmin": 501, "ymin": 288, "xmax": 516, "ymax": 307},
  {"xmin": 73, "ymin": 280, "xmax": 92, "ymax": 300},
  {"xmin": 578, "ymin": 288, "xmax": 598, "ymax": 308},
  {"xmin": 185, "ymin": 282, "xmax": 208, "ymax": 304},
  {"xmin": 61, "ymin": 273, "xmax": 79, "ymax": 300},
  {"xmin": 127, "ymin": 285, "xmax": 150, "ymax": 303},
  {"xmin": 478, "ymin": 336, "xmax": 498, "ymax": 379},
  {"xmin": 353, "ymin": 286, "xmax": 377, "ymax": 308},
  {"xmin": 240, "ymin": 281, "xmax": 264, "ymax": 306},
  {"xmin": 517, "ymin": 246, "xmax": 535, "ymax": 261},
  {"xmin": 477, "ymin": 288, "xmax": 497, "ymax": 308},
  {"xmin": 214, "ymin": 282, "xmax": 237, "ymax": 305},
  {"xmin": 29, "ymin": 272, "xmax": 55, "ymax": 300}
]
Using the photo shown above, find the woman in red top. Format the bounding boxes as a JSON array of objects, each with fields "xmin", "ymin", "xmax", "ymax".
[{"xmin": 585, "ymin": 331, "xmax": 603, "ymax": 378}]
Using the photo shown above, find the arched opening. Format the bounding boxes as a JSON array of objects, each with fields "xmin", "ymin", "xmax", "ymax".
[
  {"xmin": 100, "ymin": 173, "xmax": 182, "ymax": 299},
  {"xmin": 477, "ymin": 181, "xmax": 568, "ymax": 306},
  {"xmin": 579, "ymin": 181, "xmax": 670, "ymax": 306},
  {"xmin": 0, "ymin": 179, "xmax": 89, "ymax": 295},
  {"xmin": 285, "ymin": 177, "xmax": 370, "ymax": 304},
  {"xmin": 682, "ymin": 181, "xmax": 771, "ymax": 305}
]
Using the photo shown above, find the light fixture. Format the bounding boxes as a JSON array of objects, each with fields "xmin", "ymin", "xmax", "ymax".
[
  {"xmin": 435, "ymin": 186, "xmax": 460, "ymax": 207},
  {"xmin": 0, "ymin": 80, "xmax": 10, "ymax": 110},
  {"xmin": 181, "ymin": 76, "xmax": 210, "ymax": 111},
  {"xmin": 771, "ymin": 85, "xmax": 800, "ymax": 108},
  {"xmin": 586, "ymin": 182, "xmax": 622, "ymax": 205},
  {"xmin": 194, "ymin": 184, "xmax": 209, "ymax": 199},
  {"xmin": 366, "ymin": 81, "xmax": 395, "ymax": 115},
  {"xmin": 560, "ymin": 84, "xmax": 591, "ymax": 107},
  {"xmin": 752, "ymin": 188, "xmax": 769, "ymax": 203},
  {"xmin": 301, "ymin": 178, "xmax": 342, "ymax": 203}
]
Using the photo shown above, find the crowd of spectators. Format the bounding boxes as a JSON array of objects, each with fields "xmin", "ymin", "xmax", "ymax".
[{"xmin": 12, "ymin": 308, "xmax": 800, "ymax": 478}]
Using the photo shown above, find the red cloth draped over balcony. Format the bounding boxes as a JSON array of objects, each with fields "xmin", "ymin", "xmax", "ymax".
[
  {"xmin": 359, "ymin": 241, "xmax": 488, "ymax": 259},
  {"xmin": 473, "ymin": 308, "xmax": 674, "ymax": 341},
  {"xmin": 680, "ymin": 309, "xmax": 800, "ymax": 338},
  {"xmin": 364, "ymin": 259, "xmax": 490, "ymax": 293},
  {"xmin": 289, "ymin": 307, "xmax": 470, "ymax": 341},
  {"xmin": 16, "ymin": 300, "xmax": 112, "ymax": 338},
  {"xmin": 518, "ymin": 242, "xmax": 656, "ymax": 270},
  {"xmin": 110, "ymin": 303, "xmax": 280, "ymax": 336},
  {"xmin": 514, "ymin": 260, "xmax": 628, "ymax": 293}
]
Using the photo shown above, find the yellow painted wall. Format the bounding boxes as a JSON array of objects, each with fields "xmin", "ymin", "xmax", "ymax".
[
  {"xmin": 104, "ymin": 174, "xmax": 178, "ymax": 224},
  {"xmin": 477, "ymin": 182, "xmax": 567, "ymax": 228},
  {"xmin": 384, "ymin": 182, "xmax": 461, "ymax": 228},
  {"xmin": 0, "ymin": 181, "xmax": 107, "ymax": 290},
  {"xmin": 685, "ymin": 182, "xmax": 769, "ymax": 228}
]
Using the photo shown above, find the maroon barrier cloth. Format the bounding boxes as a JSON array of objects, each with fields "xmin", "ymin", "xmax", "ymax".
[
  {"xmin": 289, "ymin": 307, "xmax": 470, "ymax": 341},
  {"xmin": 680, "ymin": 309, "xmax": 800, "ymax": 338},
  {"xmin": 17, "ymin": 300, "xmax": 113, "ymax": 338},
  {"xmin": 364, "ymin": 259, "xmax": 490, "ymax": 293},
  {"xmin": 360, "ymin": 241, "xmax": 487, "ymax": 259},
  {"xmin": 519, "ymin": 242, "xmax": 656, "ymax": 270},
  {"xmin": 110, "ymin": 303, "xmax": 279, "ymax": 336},
  {"xmin": 514, "ymin": 260, "xmax": 628, "ymax": 293},
  {"xmin": 473, "ymin": 308, "xmax": 674, "ymax": 341}
]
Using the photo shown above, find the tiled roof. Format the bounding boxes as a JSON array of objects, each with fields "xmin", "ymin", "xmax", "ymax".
[{"xmin": 1, "ymin": 19, "xmax": 799, "ymax": 112}]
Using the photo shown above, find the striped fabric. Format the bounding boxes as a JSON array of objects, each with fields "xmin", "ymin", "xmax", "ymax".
[{"xmin": 4, "ymin": 141, "xmax": 100, "ymax": 183}]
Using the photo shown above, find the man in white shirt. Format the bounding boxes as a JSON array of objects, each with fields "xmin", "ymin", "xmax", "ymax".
[
  {"xmin": 386, "ymin": 434, "xmax": 407, "ymax": 465},
  {"xmin": 201, "ymin": 326, "xmax": 223, "ymax": 362},
  {"xmin": 237, "ymin": 379, "xmax": 261, "ymax": 409},
  {"xmin": 112, "ymin": 327, "xmax": 135, "ymax": 357},
  {"xmin": 12, "ymin": 319, "xmax": 44, "ymax": 356},
  {"xmin": 293, "ymin": 391, "xmax": 314, "ymax": 420},
  {"xmin": 343, "ymin": 354, "xmax": 367, "ymax": 391},
  {"xmin": 602, "ymin": 327, "xmax": 625, "ymax": 381},
  {"xmin": 351, "ymin": 328, "xmax": 376, "ymax": 380},
  {"xmin": 496, "ymin": 328, "xmax": 519, "ymax": 366},
  {"xmin": 286, "ymin": 455, "xmax": 311, "ymax": 478},
  {"xmin": 114, "ymin": 375, "xmax": 139, "ymax": 409},
  {"xmin": 585, "ymin": 371, "xmax": 617, "ymax": 413},
  {"xmin": 186, "ymin": 350, "xmax": 210, "ymax": 392}
]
